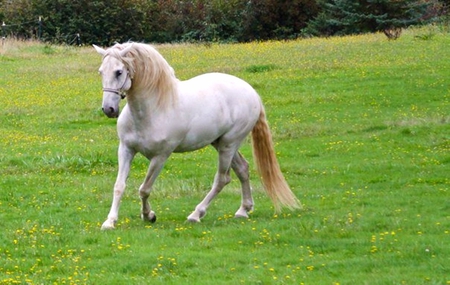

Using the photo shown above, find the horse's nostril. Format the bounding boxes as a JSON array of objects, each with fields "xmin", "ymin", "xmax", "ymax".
[{"xmin": 102, "ymin": 107, "xmax": 118, "ymax": 118}]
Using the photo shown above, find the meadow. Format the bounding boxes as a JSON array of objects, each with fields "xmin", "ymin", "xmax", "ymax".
[{"xmin": 0, "ymin": 26, "xmax": 449, "ymax": 284}]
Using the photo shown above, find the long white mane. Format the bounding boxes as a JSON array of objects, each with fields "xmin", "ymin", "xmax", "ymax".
[{"xmin": 104, "ymin": 42, "xmax": 178, "ymax": 109}]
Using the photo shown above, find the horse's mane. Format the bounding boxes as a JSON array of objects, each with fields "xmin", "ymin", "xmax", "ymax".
[{"xmin": 105, "ymin": 42, "xmax": 178, "ymax": 109}]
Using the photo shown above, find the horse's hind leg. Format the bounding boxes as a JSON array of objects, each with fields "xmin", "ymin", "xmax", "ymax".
[
  {"xmin": 232, "ymin": 152, "xmax": 254, "ymax": 218},
  {"xmin": 187, "ymin": 146, "xmax": 235, "ymax": 222}
]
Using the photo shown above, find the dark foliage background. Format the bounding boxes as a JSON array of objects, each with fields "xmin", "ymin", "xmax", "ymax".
[
  {"xmin": 303, "ymin": 0, "xmax": 445, "ymax": 38},
  {"xmin": 0, "ymin": 0, "xmax": 446, "ymax": 44}
]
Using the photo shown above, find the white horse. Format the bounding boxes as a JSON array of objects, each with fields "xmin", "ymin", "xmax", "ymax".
[{"xmin": 93, "ymin": 42, "xmax": 300, "ymax": 230}]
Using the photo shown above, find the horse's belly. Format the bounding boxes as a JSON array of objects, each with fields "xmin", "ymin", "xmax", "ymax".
[{"xmin": 174, "ymin": 128, "xmax": 222, "ymax": 152}]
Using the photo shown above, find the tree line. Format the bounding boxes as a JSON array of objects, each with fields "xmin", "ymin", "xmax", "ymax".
[{"xmin": 0, "ymin": 0, "xmax": 447, "ymax": 45}]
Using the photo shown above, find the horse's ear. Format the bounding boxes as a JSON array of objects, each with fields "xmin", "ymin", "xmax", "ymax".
[
  {"xmin": 119, "ymin": 44, "xmax": 133, "ymax": 57},
  {"xmin": 93, "ymin": 44, "xmax": 106, "ymax": 56}
]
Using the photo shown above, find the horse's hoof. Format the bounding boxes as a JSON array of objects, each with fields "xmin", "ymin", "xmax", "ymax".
[
  {"xmin": 149, "ymin": 213, "xmax": 157, "ymax": 223},
  {"xmin": 234, "ymin": 208, "xmax": 250, "ymax": 219},
  {"xmin": 101, "ymin": 220, "xmax": 116, "ymax": 230},
  {"xmin": 187, "ymin": 212, "xmax": 201, "ymax": 223},
  {"xmin": 142, "ymin": 211, "xmax": 157, "ymax": 223},
  {"xmin": 187, "ymin": 217, "xmax": 201, "ymax": 223}
]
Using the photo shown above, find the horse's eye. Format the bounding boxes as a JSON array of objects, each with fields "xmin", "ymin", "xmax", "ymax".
[{"xmin": 116, "ymin": 70, "xmax": 123, "ymax": 77}]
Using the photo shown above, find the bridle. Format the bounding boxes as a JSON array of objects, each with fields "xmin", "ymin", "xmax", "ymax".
[{"xmin": 102, "ymin": 72, "xmax": 130, "ymax": 100}]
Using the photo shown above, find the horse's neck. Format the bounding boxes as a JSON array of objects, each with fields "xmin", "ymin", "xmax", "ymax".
[{"xmin": 126, "ymin": 90, "xmax": 172, "ymax": 122}]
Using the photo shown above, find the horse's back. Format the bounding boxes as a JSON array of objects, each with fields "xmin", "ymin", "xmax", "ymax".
[
  {"xmin": 180, "ymin": 72, "xmax": 261, "ymax": 120},
  {"xmin": 174, "ymin": 73, "xmax": 262, "ymax": 151},
  {"xmin": 181, "ymin": 72, "xmax": 261, "ymax": 109}
]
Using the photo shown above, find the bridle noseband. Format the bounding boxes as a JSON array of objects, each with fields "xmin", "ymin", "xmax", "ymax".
[{"xmin": 103, "ymin": 87, "xmax": 127, "ymax": 99}]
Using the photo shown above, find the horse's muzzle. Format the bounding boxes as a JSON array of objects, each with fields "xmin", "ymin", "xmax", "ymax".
[
  {"xmin": 102, "ymin": 92, "xmax": 121, "ymax": 118},
  {"xmin": 102, "ymin": 106, "xmax": 119, "ymax": 118}
]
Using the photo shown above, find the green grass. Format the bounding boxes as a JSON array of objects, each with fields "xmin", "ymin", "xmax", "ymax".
[{"xmin": 1, "ymin": 28, "xmax": 449, "ymax": 284}]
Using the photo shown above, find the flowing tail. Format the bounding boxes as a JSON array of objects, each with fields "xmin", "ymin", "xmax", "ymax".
[{"xmin": 251, "ymin": 107, "xmax": 301, "ymax": 212}]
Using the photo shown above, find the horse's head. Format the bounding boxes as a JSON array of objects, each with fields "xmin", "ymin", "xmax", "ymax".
[{"xmin": 94, "ymin": 44, "xmax": 133, "ymax": 118}]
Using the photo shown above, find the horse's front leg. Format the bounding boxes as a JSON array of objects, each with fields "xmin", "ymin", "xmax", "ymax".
[
  {"xmin": 139, "ymin": 154, "xmax": 169, "ymax": 223},
  {"xmin": 101, "ymin": 144, "xmax": 136, "ymax": 230}
]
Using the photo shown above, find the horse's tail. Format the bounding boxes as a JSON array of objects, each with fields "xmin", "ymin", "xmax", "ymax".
[{"xmin": 251, "ymin": 106, "xmax": 301, "ymax": 212}]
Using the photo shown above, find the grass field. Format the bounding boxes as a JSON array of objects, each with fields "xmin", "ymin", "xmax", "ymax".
[{"xmin": 1, "ymin": 27, "xmax": 449, "ymax": 284}]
